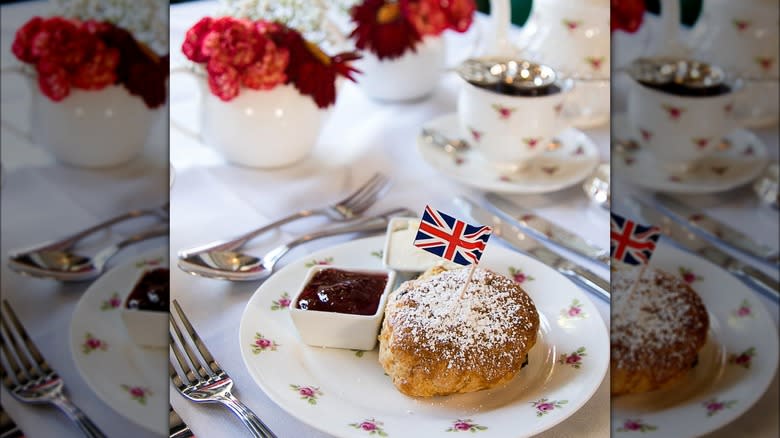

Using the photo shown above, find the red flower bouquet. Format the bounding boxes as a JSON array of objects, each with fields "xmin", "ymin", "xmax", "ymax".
[
  {"xmin": 349, "ymin": 0, "xmax": 476, "ymax": 60},
  {"xmin": 182, "ymin": 17, "xmax": 360, "ymax": 108},
  {"xmin": 611, "ymin": 0, "xmax": 645, "ymax": 33},
  {"xmin": 12, "ymin": 17, "xmax": 169, "ymax": 108}
]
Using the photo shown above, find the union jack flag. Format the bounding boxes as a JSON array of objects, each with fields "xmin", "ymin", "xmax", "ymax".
[
  {"xmin": 414, "ymin": 205, "xmax": 492, "ymax": 266},
  {"xmin": 610, "ymin": 213, "xmax": 661, "ymax": 265}
]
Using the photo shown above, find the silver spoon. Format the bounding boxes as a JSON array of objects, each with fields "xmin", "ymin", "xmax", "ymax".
[
  {"xmin": 178, "ymin": 208, "xmax": 413, "ymax": 282},
  {"xmin": 8, "ymin": 227, "xmax": 168, "ymax": 282},
  {"xmin": 582, "ymin": 163, "xmax": 610, "ymax": 210},
  {"xmin": 421, "ymin": 128, "xmax": 471, "ymax": 154}
]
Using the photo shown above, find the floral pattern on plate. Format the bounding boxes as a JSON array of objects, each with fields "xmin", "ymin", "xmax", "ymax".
[
  {"xmin": 271, "ymin": 292, "xmax": 291, "ymax": 311},
  {"xmin": 446, "ymin": 419, "xmax": 487, "ymax": 432},
  {"xmin": 250, "ymin": 333, "xmax": 279, "ymax": 354},
  {"xmin": 702, "ymin": 398, "xmax": 737, "ymax": 417},
  {"xmin": 617, "ymin": 419, "xmax": 657, "ymax": 432},
  {"xmin": 101, "ymin": 292, "xmax": 122, "ymax": 310},
  {"xmin": 531, "ymin": 398, "xmax": 567, "ymax": 417},
  {"xmin": 560, "ymin": 299, "xmax": 587, "ymax": 320},
  {"xmin": 135, "ymin": 256, "xmax": 164, "ymax": 269},
  {"xmin": 305, "ymin": 257, "xmax": 333, "ymax": 268},
  {"xmin": 290, "ymin": 384, "xmax": 322, "ymax": 405},
  {"xmin": 371, "ymin": 250, "xmax": 383, "ymax": 259},
  {"xmin": 558, "ymin": 347, "xmax": 587, "ymax": 369},
  {"xmin": 491, "ymin": 104, "xmax": 516, "ymax": 120},
  {"xmin": 728, "ymin": 347, "xmax": 756, "ymax": 369},
  {"xmin": 508, "ymin": 267, "xmax": 534, "ymax": 284},
  {"xmin": 82, "ymin": 333, "xmax": 108, "ymax": 354},
  {"xmin": 121, "ymin": 385, "xmax": 152, "ymax": 405},
  {"xmin": 349, "ymin": 418, "xmax": 388, "ymax": 436},
  {"xmin": 731, "ymin": 299, "xmax": 754, "ymax": 319},
  {"xmin": 678, "ymin": 266, "xmax": 702, "ymax": 284}
]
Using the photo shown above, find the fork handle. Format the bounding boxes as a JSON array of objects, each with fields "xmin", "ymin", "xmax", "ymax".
[
  {"xmin": 220, "ymin": 393, "xmax": 277, "ymax": 438},
  {"xmin": 51, "ymin": 395, "xmax": 107, "ymax": 438}
]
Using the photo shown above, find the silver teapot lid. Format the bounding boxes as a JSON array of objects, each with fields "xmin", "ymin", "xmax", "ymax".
[
  {"xmin": 627, "ymin": 57, "xmax": 726, "ymax": 89},
  {"xmin": 457, "ymin": 57, "xmax": 557, "ymax": 91}
]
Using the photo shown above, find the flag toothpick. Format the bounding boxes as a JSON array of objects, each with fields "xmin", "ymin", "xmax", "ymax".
[{"xmin": 610, "ymin": 212, "xmax": 662, "ymax": 297}]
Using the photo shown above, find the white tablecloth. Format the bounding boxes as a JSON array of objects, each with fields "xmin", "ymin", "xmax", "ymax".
[{"xmin": 168, "ymin": 2, "xmax": 611, "ymax": 437}]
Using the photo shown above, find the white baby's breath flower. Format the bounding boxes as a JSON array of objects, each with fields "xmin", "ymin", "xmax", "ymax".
[
  {"xmin": 219, "ymin": 0, "xmax": 359, "ymax": 50},
  {"xmin": 49, "ymin": 0, "xmax": 168, "ymax": 55}
]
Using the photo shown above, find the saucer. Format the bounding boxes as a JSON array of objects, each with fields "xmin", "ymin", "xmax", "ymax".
[
  {"xmin": 612, "ymin": 114, "xmax": 769, "ymax": 194},
  {"xmin": 417, "ymin": 113, "xmax": 600, "ymax": 194}
]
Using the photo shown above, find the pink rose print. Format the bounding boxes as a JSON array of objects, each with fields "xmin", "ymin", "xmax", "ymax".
[
  {"xmin": 733, "ymin": 299, "xmax": 753, "ymax": 318},
  {"xmin": 523, "ymin": 137, "xmax": 541, "ymax": 149},
  {"xmin": 678, "ymin": 267, "xmax": 702, "ymax": 284},
  {"xmin": 711, "ymin": 166, "xmax": 728, "ymax": 176},
  {"xmin": 561, "ymin": 299, "xmax": 586, "ymax": 319},
  {"xmin": 499, "ymin": 175, "xmax": 512, "ymax": 182},
  {"xmin": 572, "ymin": 145, "xmax": 585, "ymax": 156},
  {"xmin": 692, "ymin": 138, "xmax": 710, "ymax": 149},
  {"xmin": 558, "ymin": 347, "xmax": 587, "ymax": 369},
  {"xmin": 703, "ymin": 398, "xmax": 737, "ymax": 417},
  {"xmin": 121, "ymin": 385, "xmax": 152, "ymax": 405},
  {"xmin": 491, "ymin": 104, "xmax": 517, "ymax": 120},
  {"xmin": 508, "ymin": 267, "xmax": 535, "ymax": 284},
  {"xmin": 349, "ymin": 418, "xmax": 387, "ymax": 436},
  {"xmin": 728, "ymin": 347, "xmax": 756, "ymax": 369},
  {"xmin": 135, "ymin": 256, "xmax": 164, "ymax": 268},
  {"xmin": 562, "ymin": 19, "xmax": 582, "ymax": 32},
  {"xmin": 290, "ymin": 384, "xmax": 322, "ymax": 404},
  {"xmin": 446, "ymin": 419, "xmax": 487, "ymax": 432},
  {"xmin": 732, "ymin": 19, "xmax": 751, "ymax": 32},
  {"xmin": 100, "ymin": 292, "xmax": 122, "ymax": 311},
  {"xmin": 554, "ymin": 103, "xmax": 563, "ymax": 116},
  {"xmin": 531, "ymin": 398, "xmax": 567, "ymax": 417},
  {"xmin": 755, "ymin": 57, "xmax": 774, "ymax": 72},
  {"xmin": 271, "ymin": 292, "xmax": 291, "ymax": 311},
  {"xmin": 82, "ymin": 333, "xmax": 108, "ymax": 354},
  {"xmin": 617, "ymin": 419, "xmax": 657, "ymax": 432},
  {"xmin": 454, "ymin": 157, "xmax": 465, "ymax": 166},
  {"xmin": 470, "ymin": 127, "xmax": 483, "ymax": 142},
  {"xmin": 743, "ymin": 145, "xmax": 755, "ymax": 156},
  {"xmin": 662, "ymin": 104, "xmax": 685, "ymax": 121},
  {"xmin": 305, "ymin": 257, "xmax": 333, "ymax": 268},
  {"xmin": 669, "ymin": 175, "xmax": 682, "ymax": 182},
  {"xmin": 724, "ymin": 102, "xmax": 734, "ymax": 114},
  {"xmin": 585, "ymin": 56, "xmax": 604, "ymax": 71},
  {"xmin": 250, "ymin": 332, "xmax": 278, "ymax": 354},
  {"xmin": 624, "ymin": 156, "xmax": 635, "ymax": 166},
  {"xmin": 640, "ymin": 128, "xmax": 653, "ymax": 141},
  {"xmin": 541, "ymin": 166, "xmax": 559, "ymax": 175}
]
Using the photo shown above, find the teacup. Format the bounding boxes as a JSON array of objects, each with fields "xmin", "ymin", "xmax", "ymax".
[
  {"xmin": 626, "ymin": 59, "xmax": 745, "ymax": 174},
  {"xmin": 456, "ymin": 58, "xmax": 574, "ymax": 172},
  {"xmin": 2, "ymin": 69, "xmax": 160, "ymax": 168}
]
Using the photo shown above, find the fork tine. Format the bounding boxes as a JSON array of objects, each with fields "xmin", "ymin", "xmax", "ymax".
[
  {"xmin": 172, "ymin": 300, "xmax": 221, "ymax": 375},
  {"xmin": 341, "ymin": 175, "xmax": 388, "ymax": 213},
  {"xmin": 337, "ymin": 173, "xmax": 383, "ymax": 207},
  {"xmin": 2, "ymin": 301, "xmax": 51, "ymax": 374},
  {"xmin": 0, "ymin": 308, "xmax": 38, "ymax": 380},
  {"xmin": 170, "ymin": 313, "xmax": 210, "ymax": 381},
  {"xmin": 0, "ymin": 324, "xmax": 23, "ymax": 389},
  {"xmin": 169, "ymin": 331, "xmax": 196, "ymax": 385},
  {"xmin": 168, "ymin": 359, "xmax": 187, "ymax": 392},
  {"xmin": 344, "ymin": 177, "xmax": 392, "ymax": 214}
]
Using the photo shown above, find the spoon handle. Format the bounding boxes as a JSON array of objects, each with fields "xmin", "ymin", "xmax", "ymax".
[
  {"xmin": 12, "ymin": 204, "xmax": 168, "ymax": 253},
  {"xmin": 93, "ymin": 227, "xmax": 169, "ymax": 268}
]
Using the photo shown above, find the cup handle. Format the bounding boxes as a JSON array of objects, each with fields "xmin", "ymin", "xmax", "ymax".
[
  {"xmin": 1, "ymin": 66, "xmax": 33, "ymax": 143},
  {"xmin": 169, "ymin": 64, "xmax": 203, "ymax": 142}
]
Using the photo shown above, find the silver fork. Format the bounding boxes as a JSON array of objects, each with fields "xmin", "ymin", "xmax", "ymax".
[
  {"xmin": 169, "ymin": 300, "xmax": 276, "ymax": 438},
  {"xmin": 0, "ymin": 301, "xmax": 106, "ymax": 438},
  {"xmin": 178, "ymin": 173, "xmax": 391, "ymax": 258}
]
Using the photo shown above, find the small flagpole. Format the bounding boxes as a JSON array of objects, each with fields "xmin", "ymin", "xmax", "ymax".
[
  {"xmin": 627, "ymin": 263, "xmax": 648, "ymax": 298},
  {"xmin": 459, "ymin": 264, "xmax": 477, "ymax": 300}
]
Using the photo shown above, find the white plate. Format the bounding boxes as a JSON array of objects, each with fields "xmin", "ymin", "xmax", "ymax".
[
  {"xmin": 611, "ymin": 242, "xmax": 779, "ymax": 437},
  {"xmin": 69, "ymin": 248, "xmax": 168, "ymax": 436},
  {"xmin": 417, "ymin": 113, "xmax": 600, "ymax": 194},
  {"xmin": 239, "ymin": 236, "xmax": 608, "ymax": 438},
  {"xmin": 612, "ymin": 113, "xmax": 768, "ymax": 194}
]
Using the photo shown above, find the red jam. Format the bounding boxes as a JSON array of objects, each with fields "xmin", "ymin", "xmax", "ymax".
[
  {"xmin": 296, "ymin": 269, "xmax": 388, "ymax": 316},
  {"xmin": 125, "ymin": 268, "xmax": 169, "ymax": 312}
]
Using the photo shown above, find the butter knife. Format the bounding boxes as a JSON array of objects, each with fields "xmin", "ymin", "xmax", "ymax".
[
  {"xmin": 455, "ymin": 197, "xmax": 610, "ymax": 302},
  {"xmin": 656, "ymin": 194, "xmax": 779, "ymax": 265},
  {"xmin": 485, "ymin": 193, "xmax": 610, "ymax": 267},
  {"xmin": 631, "ymin": 197, "xmax": 779, "ymax": 299},
  {"xmin": 170, "ymin": 406, "xmax": 194, "ymax": 438}
]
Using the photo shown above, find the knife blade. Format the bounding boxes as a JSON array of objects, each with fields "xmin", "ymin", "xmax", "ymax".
[
  {"xmin": 455, "ymin": 197, "xmax": 610, "ymax": 302},
  {"xmin": 630, "ymin": 197, "xmax": 779, "ymax": 299},
  {"xmin": 485, "ymin": 193, "xmax": 610, "ymax": 267},
  {"xmin": 656, "ymin": 194, "xmax": 779, "ymax": 265},
  {"xmin": 0, "ymin": 406, "xmax": 24, "ymax": 438}
]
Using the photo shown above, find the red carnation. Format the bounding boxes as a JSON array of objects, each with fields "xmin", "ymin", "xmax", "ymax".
[
  {"xmin": 182, "ymin": 17, "xmax": 213, "ymax": 63},
  {"xmin": 12, "ymin": 16, "xmax": 44, "ymax": 62},
  {"xmin": 242, "ymin": 40, "xmax": 289, "ymax": 90},
  {"xmin": 30, "ymin": 17, "xmax": 91, "ymax": 69},
  {"xmin": 441, "ymin": 0, "xmax": 476, "ymax": 32},
  {"xmin": 612, "ymin": 0, "xmax": 645, "ymax": 33},
  {"xmin": 70, "ymin": 41, "xmax": 119, "ymax": 89},
  {"xmin": 402, "ymin": 0, "xmax": 448, "ymax": 36},
  {"xmin": 201, "ymin": 17, "xmax": 258, "ymax": 68},
  {"xmin": 350, "ymin": 0, "xmax": 422, "ymax": 60},
  {"xmin": 36, "ymin": 58, "xmax": 70, "ymax": 101},
  {"xmin": 206, "ymin": 59, "xmax": 241, "ymax": 101}
]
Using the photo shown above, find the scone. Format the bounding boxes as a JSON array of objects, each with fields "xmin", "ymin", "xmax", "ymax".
[
  {"xmin": 611, "ymin": 263, "xmax": 709, "ymax": 396},
  {"xmin": 378, "ymin": 266, "xmax": 539, "ymax": 397}
]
